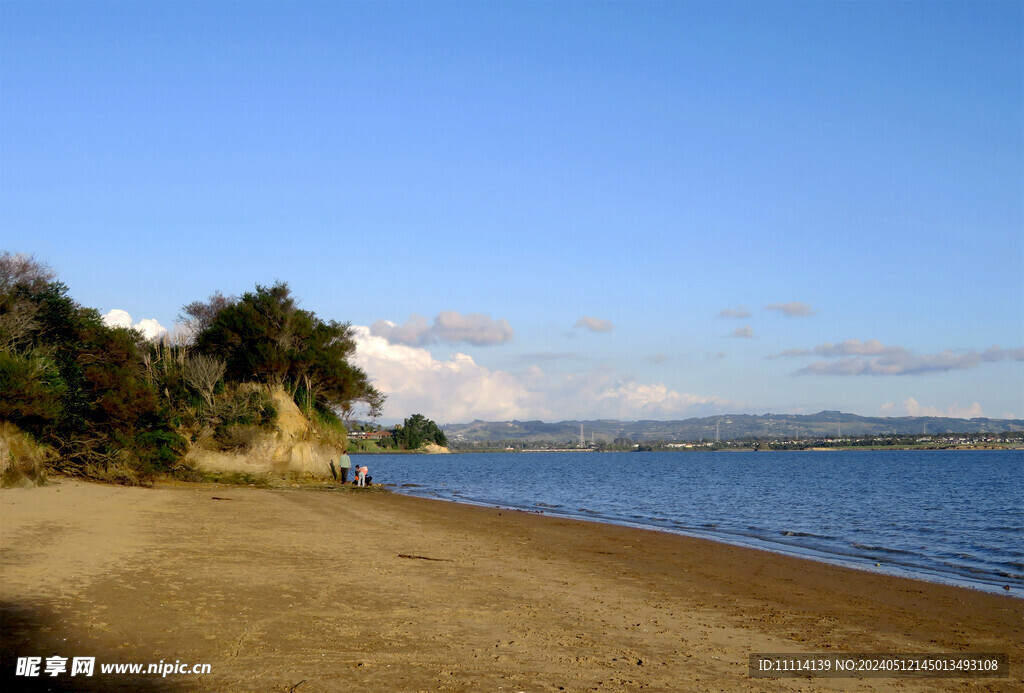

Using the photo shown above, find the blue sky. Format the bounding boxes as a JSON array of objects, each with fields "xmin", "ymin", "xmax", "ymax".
[{"xmin": 3, "ymin": 1, "xmax": 1022, "ymax": 424}]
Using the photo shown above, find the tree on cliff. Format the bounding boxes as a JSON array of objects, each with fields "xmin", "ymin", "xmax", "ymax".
[
  {"xmin": 191, "ymin": 281, "xmax": 384, "ymax": 419},
  {"xmin": 392, "ymin": 413, "xmax": 447, "ymax": 449}
]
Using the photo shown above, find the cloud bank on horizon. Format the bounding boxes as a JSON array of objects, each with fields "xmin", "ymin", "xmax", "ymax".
[
  {"xmin": 882, "ymin": 398, "xmax": 984, "ymax": 420},
  {"xmin": 350, "ymin": 326, "xmax": 731, "ymax": 424},
  {"xmin": 349, "ymin": 321, "xmax": 1022, "ymax": 423}
]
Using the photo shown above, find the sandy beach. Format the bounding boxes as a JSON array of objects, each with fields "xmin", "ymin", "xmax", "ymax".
[{"xmin": 1, "ymin": 479, "xmax": 1020, "ymax": 692}]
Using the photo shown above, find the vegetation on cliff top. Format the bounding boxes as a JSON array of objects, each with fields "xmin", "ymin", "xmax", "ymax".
[{"xmin": 0, "ymin": 252, "xmax": 383, "ymax": 484}]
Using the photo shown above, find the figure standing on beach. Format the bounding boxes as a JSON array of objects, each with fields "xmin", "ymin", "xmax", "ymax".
[
  {"xmin": 337, "ymin": 453, "xmax": 351, "ymax": 484},
  {"xmin": 356, "ymin": 464, "xmax": 368, "ymax": 487}
]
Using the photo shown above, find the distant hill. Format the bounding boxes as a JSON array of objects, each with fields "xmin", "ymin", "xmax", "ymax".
[{"xmin": 443, "ymin": 411, "xmax": 1024, "ymax": 444}]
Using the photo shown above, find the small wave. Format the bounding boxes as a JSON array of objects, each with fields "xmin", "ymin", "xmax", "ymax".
[
  {"xmin": 534, "ymin": 502, "xmax": 561, "ymax": 508},
  {"xmin": 975, "ymin": 546, "xmax": 1024, "ymax": 559},
  {"xmin": 941, "ymin": 562, "xmax": 991, "ymax": 576},
  {"xmin": 850, "ymin": 542, "xmax": 917, "ymax": 556},
  {"xmin": 779, "ymin": 530, "xmax": 835, "ymax": 540}
]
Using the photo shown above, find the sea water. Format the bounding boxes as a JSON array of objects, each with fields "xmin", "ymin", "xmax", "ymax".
[{"xmin": 365, "ymin": 449, "xmax": 1023, "ymax": 596}]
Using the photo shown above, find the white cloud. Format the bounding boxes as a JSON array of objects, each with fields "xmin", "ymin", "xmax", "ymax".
[
  {"xmin": 782, "ymin": 340, "xmax": 1024, "ymax": 376},
  {"xmin": 351, "ymin": 326, "xmax": 533, "ymax": 423},
  {"xmin": 881, "ymin": 398, "xmax": 985, "ymax": 418},
  {"xmin": 729, "ymin": 325, "xmax": 755, "ymax": 338},
  {"xmin": 135, "ymin": 319, "xmax": 166, "ymax": 340},
  {"xmin": 370, "ymin": 311, "xmax": 513, "ymax": 347},
  {"xmin": 101, "ymin": 309, "xmax": 167, "ymax": 341},
  {"xmin": 595, "ymin": 381, "xmax": 730, "ymax": 419},
  {"xmin": 765, "ymin": 301, "xmax": 814, "ymax": 317},
  {"xmin": 574, "ymin": 316, "xmax": 614, "ymax": 333},
  {"xmin": 351, "ymin": 326, "xmax": 730, "ymax": 423},
  {"xmin": 102, "ymin": 309, "xmax": 132, "ymax": 329},
  {"xmin": 717, "ymin": 305, "xmax": 750, "ymax": 319}
]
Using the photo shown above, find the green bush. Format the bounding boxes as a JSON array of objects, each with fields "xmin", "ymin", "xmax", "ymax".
[
  {"xmin": 1, "ymin": 255, "xmax": 182, "ymax": 482},
  {"xmin": 0, "ymin": 350, "xmax": 66, "ymax": 430}
]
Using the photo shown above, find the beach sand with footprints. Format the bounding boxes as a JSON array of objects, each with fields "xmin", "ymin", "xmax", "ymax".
[{"xmin": 2, "ymin": 479, "xmax": 1021, "ymax": 691}]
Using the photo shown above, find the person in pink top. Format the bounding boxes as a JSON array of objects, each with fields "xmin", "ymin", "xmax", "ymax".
[{"xmin": 356, "ymin": 465, "xmax": 369, "ymax": 487}]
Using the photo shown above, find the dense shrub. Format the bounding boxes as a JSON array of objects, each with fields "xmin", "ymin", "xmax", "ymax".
[
  {"xmin": 0, "ymin": 350, "xmax": 66, "ymax": 429},
  {"xmin": 0, "ymin": 253, "xmax": 183, "ymax": 482}
]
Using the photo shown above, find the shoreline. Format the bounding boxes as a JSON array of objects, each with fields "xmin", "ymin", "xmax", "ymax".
[
  {"xmin": 3, "ymin": 479, "xmax": 1021, "ymax": 691},
  {"xmin": 385, "ymin": 486, "xmax": 1022, "ymax": 598}
]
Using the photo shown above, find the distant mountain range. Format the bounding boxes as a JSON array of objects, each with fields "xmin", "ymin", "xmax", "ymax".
[{"xmin": 443, "ymin": 411, "xmax": 1024, "ymax": 443}]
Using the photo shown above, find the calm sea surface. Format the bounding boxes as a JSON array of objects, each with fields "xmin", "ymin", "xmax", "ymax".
[{"xmin": 363, "ymin": 450, "xmax": 1023, "ymax": 596}]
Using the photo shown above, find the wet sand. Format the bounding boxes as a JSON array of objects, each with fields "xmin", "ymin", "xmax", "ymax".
[{"xmin": 1, "ymin": 479, "xmax": 1021, "ymax": 691}]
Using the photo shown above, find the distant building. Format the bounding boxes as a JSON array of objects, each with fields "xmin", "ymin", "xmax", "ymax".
[{"xmin": 347, "ymin": 430, "xmax": 393, "ymax": 440}]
